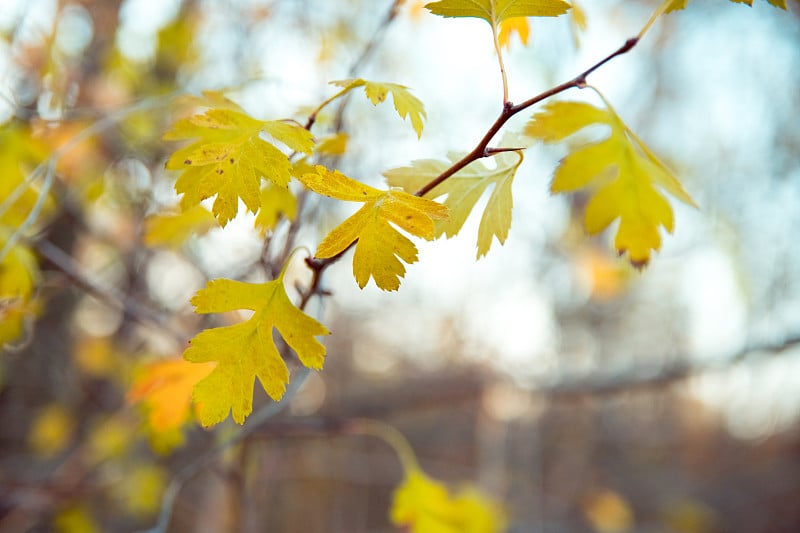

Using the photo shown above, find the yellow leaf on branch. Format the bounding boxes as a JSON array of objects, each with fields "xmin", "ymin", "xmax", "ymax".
[
  {"xmin": 163, "ymin": 91, "xmax": 314, "ymax": 226},
  {"xmin": 385, "ymin": 147, "xmax": 523, "ymax": 259},
  {"xmin": 664, "ymin": 0, "xmax": 790, "ymax": 12},
  {"xmin": 143, "ymin": 205, "xmax": 217, "ymax": 249},
  {"xmin": 254, "ymin": 182, "xmax": 298, "ymax": 235},
  {"xmin": 525, "ymin": 97, "xmax": 696, "ymax": 267},
  {"xmin": 330, "ymin": 79, "xmax": 427, "ymax": 138},
  {"xmin": 183, "ymin": 265, "xmax": 329, "ymax": 427},
  {"xmin": 425, "ymin": 0, "xmax": 571, "ymax": 24},
  {"xmin": 299, "ymin": 166, "xmax": 449, "ymax": 291}
]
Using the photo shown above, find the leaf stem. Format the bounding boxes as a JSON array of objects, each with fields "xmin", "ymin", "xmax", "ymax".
[
  {"xmin": 639, "ymin": 0, "xmax": 672, "ymax": 40},
  {"xmin": 492, "ymin": 23, "xmax": 510, "ymax": 105},
  {"xmin": 304, "ymin": 86, "xmax": 352, "ymax": 130},
  {"xmin": 346, "ymin": 418, "xmax": 420, "ymax": 472}
]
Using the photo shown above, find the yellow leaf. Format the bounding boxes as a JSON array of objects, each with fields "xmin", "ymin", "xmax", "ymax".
[
  {"xmin": 391, "ymin": 468, "xmax": 506, "ymax": 533},
  {"xmin": 498, "ymin": 17, "xmax": 530, "ymax": 49},
  {"xmin": 385, "ymin": 147, "xmax": 523, "ymax": 258},
  {"xmin": 164, "ymin": 93, "xmax": 313, "ymax": 226},
  {"xmin": 300, "ymin": 166, "xmax": 449, "ymax": 291},
  {"xmin": 525, "ymin": 99, "xmax": 696, "ymax": 267},
  {"xmin": 183, "ymin": 269, "xmax": 329, "ymax": 427},
  {"xmin": 87, "ymin": 417, "xmax": 135, "ymax": 461},
  {"xmin": 54, "ymin": 506, "xmax": 100, "ymax": 533},
  {"xmin": 331, "ymin": 79, "xmax": 427, "ymax": 138},
  {"xmin": 0, "ymin": 124, "xmax": 52, "ymax": 229},
  {"xmin": 115, "ymin": 464, "xmax": 167, "ymax": 517},
  {"xmin": 664, "ymin": 0, "xmax": 789, "ymax": 12},
  {"xmin": 143, "ymin": 204, "xmax": 217, "ymax": 248},
  {"xmin": 661, "ymin": 498, "xmax": 718, "ymax": 533},
  {"xmin": 254, "ymin": 182, "xmax": 298, "ymax": 235},
  {"xmin": 315, "ymin": 133, "xmax": 349, "ymax": 155},
  {"xmin": 74, "ymin": 336, "xmax": 120, "ymax": 379},
  {"xmin": 570, "ymin": 0, "xmax": 587, "ymax": 46},
  {"xmin": 128, "ymin": 358, "xmax": 215, "ymax": 432},
  {"xmin": 425, "ymin": 0, "xmax": 571, "ymax": 24},
  {"xmin": 28, "ymin": 404, "xmax": 74, "ymax": 457},
  {"xmin": 582, "ymin": 489, "xmax": 634, "ymax": 533},
  {"xmin": 571, "ymin": 0, "xmax": 587, "ymax": 30},
  {"xmin": 0, "ymin": 234, "xmax": 40, "ymax": 349}
]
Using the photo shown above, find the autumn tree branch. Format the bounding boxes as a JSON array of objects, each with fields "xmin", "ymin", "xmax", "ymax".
[
  {"xmin": 414, "ymin": 36, "xmax": 639, "ymax": 197},
  {"xmin": 539, "ymin": 332, "xmax": 800, "ymax": 399}
]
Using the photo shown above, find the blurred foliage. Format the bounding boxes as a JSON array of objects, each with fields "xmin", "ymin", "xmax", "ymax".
[{"xmin": 1, "ymin": 0, "xmax": 799, "ymax": 532}]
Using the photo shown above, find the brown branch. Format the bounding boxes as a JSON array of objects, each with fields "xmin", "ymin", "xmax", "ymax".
[
  {"xmin": 296, "ymin": 35, "xmax": 642, "ymax": 304},
  {"xmin": 414, "ymin": 36, "xmax": 639, "ymax": 197},
  {"xmin": 34, "ymin": 239, "xmax": 188, "ymax": 346},
  {"xmin": 539, "ymin": 332, "xmax": 800, "ymax": 399}
]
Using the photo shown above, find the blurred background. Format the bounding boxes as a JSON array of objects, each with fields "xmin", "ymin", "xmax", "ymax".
[{"xmin": 1, "ymin": 0, "xmax": 799, "ymax": 531}]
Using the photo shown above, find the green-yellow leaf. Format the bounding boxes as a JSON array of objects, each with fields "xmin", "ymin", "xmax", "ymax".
[
  {"xmin": 183, "ymin": 271, "xmax": 329, "ymax": 427},
  {"xmin": 164, "ymin": 93, "xmax": 313, "ymax": 227},
  {"xmin": 385, "ymin": 148, "xmax": 523, "ymax": 258},
  {"xmin": 525, "ymin": 99, "xmax": 696, "ymax": 268},
  {"xmin": 143, "ymin": 205, "xmax": 217, "ymax": 249},
  {"xmin": 299, "ymin": 166, "xmax": 449, "ymax": 291},
  {"xmin": 425, "ymin": 0, "xmax": 571, "ymax": 24},
  {"xmin": 331, "ymin": 79, "xmax": 427, "ymax": 138}
]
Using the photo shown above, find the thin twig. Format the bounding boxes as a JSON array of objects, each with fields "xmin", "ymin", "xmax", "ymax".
[
  {"xmin": 539, "ymin": 333, "xmax": 800, "ymax": 399},
  {"xmin": 414, "ymin": 36, "xmax": 639, "ymax": 198},
  {"xmin": 34, "ymin": 239, "xmax": 188, "ymax": 346},
  {"xmin": 141, "ymin": 5, "xmax": 405, "ymax": 530},
  {"xmin": 0, "ymin": 160, "xmax": 55, "ymax": 262},
  {"xmin": 331, "ymin": 0, "xmax": 403, "ymax": 132}
]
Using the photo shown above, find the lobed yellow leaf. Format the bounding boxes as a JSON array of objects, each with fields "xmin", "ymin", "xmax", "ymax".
[
  {"xmin": 254, "ymin": 182, "xmax": 298, "ymax": 235},
  {"xmin": 664, "ymin": 0, "xmax": 789, "ymax": 12},
  {"xmin": 385, "ymin": 145, "xmax": 523, "ymax": 258},
  {"xmin": 315, "ymin": 133, "xmax": 349, "ymax": 156},
  {"xmin": 425, "ymin": 0, "xmax": 571, "ymax": 24},
  {"xmin": 143, "ymin": 205, "xmax": 217, "ymax": 249},
  {"xmin": 498, "ymin": 17, "xmax": 530, "ymax": 49},
  {"xmin": 571, "ymin": 0, "xmax": 587, "ymax": 31},
  {"xmin": 300, "ymin": 166, "xmax": 448, "ymax": 291},
  {"xmin": 183, "ymin": 273, "xmax": 329, "ymax": 427},
  {"xmin": 164, "ymin": 100, "xmax": 313, "ymax": 227},
  {"xmin": 391, "ymin": 468, "xmax": 506, "ymax": 533},
  {"xmin": 331, "ymin": 79, "xmax": 427, "ymax": 138},
  {"xmin": 0, "ymin": 234, "xmax": 40, "ymax": 349},
  {"xmin": 525, "ymin": 99, "xmax": 696, "ymax": 267}
]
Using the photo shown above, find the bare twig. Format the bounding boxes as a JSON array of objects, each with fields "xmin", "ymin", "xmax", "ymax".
[
  {"xmin": 538, "ymin": 333, "xmax": 800, "ymax": 399},
  {"xmin": 34, "ymin": 239, "xmax": 188, "ymax": 346}
]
